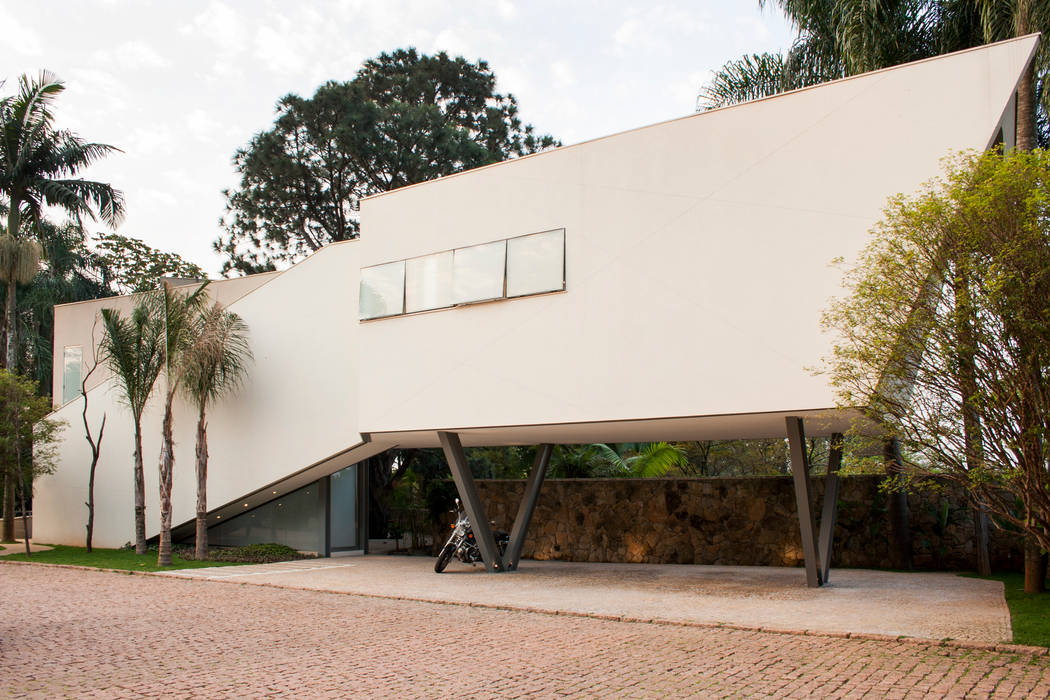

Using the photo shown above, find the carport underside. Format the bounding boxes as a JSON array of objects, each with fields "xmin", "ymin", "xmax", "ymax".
[{"xmin": 381, "ymin": 408, "xmax": 873, "ymax": 588}]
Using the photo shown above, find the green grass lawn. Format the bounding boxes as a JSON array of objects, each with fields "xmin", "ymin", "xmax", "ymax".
[
  {"xmin": 971, "ymin": 572, "xmax": 1050, "ymax": 648},
  {"xmin": 2, "ymin": 545, "xmax": 244, "ymax": 572}
]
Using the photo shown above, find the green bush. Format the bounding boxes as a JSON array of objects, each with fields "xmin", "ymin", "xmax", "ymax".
[{"xmin": 206, "ymin": 543, "xmax": 315, "ymax": 563}]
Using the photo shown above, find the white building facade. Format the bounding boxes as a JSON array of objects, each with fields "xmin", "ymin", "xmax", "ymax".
[{"xmin": 34, "ymin": 36, "xmax": 1039, "ymax": 585}]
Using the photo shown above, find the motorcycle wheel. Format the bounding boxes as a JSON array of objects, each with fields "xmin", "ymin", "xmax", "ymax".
[{"xmin": 434, "ymin": 543, "xmax": 455, "ymax": 573}]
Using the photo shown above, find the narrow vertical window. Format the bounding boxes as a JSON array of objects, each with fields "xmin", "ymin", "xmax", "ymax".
[
  {"xmin": 359, "ymin": 261, "xmax": 406, "ymax": 319},
  {"xmin": 506, "ymin": 229, "xmax": 565, "ymax": 297},
  {"xmin": 452, "ymin": 240, "xmax": 506, "ymax": 304},
  {"xmin": 62, "ymin": 346, "xmax": 83, "ymax": 404}
]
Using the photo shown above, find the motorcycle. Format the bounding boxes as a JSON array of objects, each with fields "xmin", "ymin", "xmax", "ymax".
[{"xmin": 434, "ymin": 498, "xmax": 510, "ymax": 573}]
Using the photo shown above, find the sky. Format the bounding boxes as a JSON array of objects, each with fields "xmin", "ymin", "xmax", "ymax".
[{"xmin": 1, "ymin": 1, "xmax": 797, "ymax": 277}]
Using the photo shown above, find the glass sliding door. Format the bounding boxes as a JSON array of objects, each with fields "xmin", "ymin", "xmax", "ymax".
[{"xmin": 328, "ymin": 464, "xmax": 359, "ymax": 552}]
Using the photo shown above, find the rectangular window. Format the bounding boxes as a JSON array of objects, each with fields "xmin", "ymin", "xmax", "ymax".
[
  {"xmin": 452, "ymin": 240, "xmax": 506, "ymax": 305},
  {"xmin": 405, "ymin": 251, "xmax": 453, "ymax": 313},
  {"xmin": 359, "ymin": 261, "xmax": 405, "ymax": 320},
  {"xmin": 62, "ymin": 346, "xmax": 83, "ymax": 404},
  {"xmin": 506, "ymin": 229, "xmax": 565, "ymax": 297}
]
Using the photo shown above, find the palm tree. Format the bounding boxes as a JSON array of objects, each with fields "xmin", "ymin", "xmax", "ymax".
[
  {"xmin": 699, "ymin": 0, "xmax": 1046, "ymax": 148},
  {"xmin": 99, "ymin": 301, "xmax": 164, "ymax": 555},
  {"xmin": 976, "ymin": 0, "xmax": 1050, "ymax": 149},
  {"xmin": 151, "ymin": 282, "xmax": 208, "ymax": 566},
  {"xmin": 0, "ymin": 71, "xmax": 124, "ymax": 372},
  {"xmin": 589, "ymin": 442, "xmax": 689, "ymax": 478},
  {"xmin": 181, "ymin": 302, "xmax": 251, "ymax": 561}
]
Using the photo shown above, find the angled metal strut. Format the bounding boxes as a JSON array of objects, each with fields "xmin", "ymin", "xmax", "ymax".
[{"xmin": 438, "ymin": 431, "xmax": 504, "ymax": 572}]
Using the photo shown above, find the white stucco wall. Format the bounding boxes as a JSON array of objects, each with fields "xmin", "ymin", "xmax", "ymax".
[
  {"xmin": 34, "ymin": 242, "xmax": 369, "ymax": 547},
  {"xmin": 357, "ymin": 36, "xmax": 1037, "ymax": 439}
]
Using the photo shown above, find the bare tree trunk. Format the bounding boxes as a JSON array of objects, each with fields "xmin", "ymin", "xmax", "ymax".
[
  {"xmin": 81, "ymin": 355, "xmax": 105, "ymax": 553},
  {"xmin": 1025, "ymin": 535, "xmax": 1046, "ymax": 593},
  {"xmin": 133, "ymin": 423, "xmax": 147, "ymax": 555},
  {"xmin": 883, "ymin": 438, "xmax": 913, "ymax": 570},
  {"xmin": 954, "ymin": 267, "xmax": 991, "ymax": 576},
  {"xmin": 2, "ymin": 471, "xmax": 13, "ymax": 542},
  {"xmin": 974, "ymin": 508, "xmax": 991, "ymax": 576},
  {"xmin": 194, "ymin": 404, "xmax": 208, "ymax": 561},
  {"xmin": 157, "ymin": 391, "xmax": 175, "ymax": 567}
]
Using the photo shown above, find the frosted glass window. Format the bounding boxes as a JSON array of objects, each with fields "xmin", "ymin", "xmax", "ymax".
[
  {"xmin": 453, "ymin": 240, "xmax": 506, "ymax": 304},
  {"xmin": 62, "ymin": 346, "xmax": 83, "ymax": 404},
  {"xmin": 405, "ymin": 251, "xmax": 453, "ymax": 313},
  {"xmin": 507, "ymin": 229, "xmax": 565, "ymax": 297},
  {"xmin": 329, "ymin": 464, "xmax": 358, "ymax": 550},
  {"xmin": 359, "ymin": 261, "xmax": 405, "ymax": 319}
]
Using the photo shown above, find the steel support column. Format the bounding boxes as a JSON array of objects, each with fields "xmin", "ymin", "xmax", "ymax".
[
  {"xmin": 438, "ymin": 431, "xmax": 504, "ymax": 572},
  {"xmin": 504, "ymin": 444, "xmax": 553, "ymax": 571},
  {"xmin": 817, "ymin": 432, "xmax": 843, "ymax": 584},
  {"xmin": 786, "ymin": 416, "xmax": 822, "ymax": 588}
]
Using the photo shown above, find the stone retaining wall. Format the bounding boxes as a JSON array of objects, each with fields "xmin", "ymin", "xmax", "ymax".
[{"xmin": 475, "ymin": 476, "xmax": 1024, "ymax": 571}]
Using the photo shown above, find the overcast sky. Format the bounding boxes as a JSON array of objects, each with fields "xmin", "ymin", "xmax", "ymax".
[{"xmin": 1, "ymin": 1, "xmax": 796, "ymax": 276}]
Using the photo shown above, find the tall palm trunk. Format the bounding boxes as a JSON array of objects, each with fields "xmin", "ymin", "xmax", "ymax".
[
  {"xmin": 2, "ymin": 206, "xmax": 19, "ymax": 543},
  {"xmin": 157, "ymin": 389, "xmax": 175, "ymax": 566},
  {"xmin": 1017, "ymin": 60, "xmax": 1037, "ymax": 151},
  {"xmin": 133, "ymin": 422, "xmax": 147, "ymax": 554},
  {"xmin": 194, "ymin": 404, "xmax": 209, "ymax": 561}
]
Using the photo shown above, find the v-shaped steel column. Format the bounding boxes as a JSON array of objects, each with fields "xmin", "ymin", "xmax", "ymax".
[
  {"xmin": 504, "ymin": 444, "xmax": 553, "ymax": 571},
  {"xmin": 818, "ymin": 432, "xmax": 843, "ymax": 584},
  {"xmin": 438, "ymin": 431, "xmax": 503, "ymax": 572},
  {"xmin": 786, "ymin": 416, "xmax": 822, "ymax": 587}
]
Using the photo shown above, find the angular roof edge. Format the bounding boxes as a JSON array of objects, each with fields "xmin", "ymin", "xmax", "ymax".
[{"xmin": 362, "ymin": 33, "xmax": 1041, "ymax": 203}]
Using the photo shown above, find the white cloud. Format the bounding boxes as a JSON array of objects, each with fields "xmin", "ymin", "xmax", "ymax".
[
  {"xmin": 93, "ymin": 40, "xmax": 171, "ymax": 70},
  {"xmin": 0, "ymin": 6, "xmax": 42, "ymax": 56},
  {"xmin": 182, "ymin": 0, "xmax": 248, "ymax": 53},
  {"xmin": 494, "ymin": 0, "xmax": 517, "ymax": 21},
  {"xmin": 550, "ymin": 61, "xmax": 575, "ymax": 90}
]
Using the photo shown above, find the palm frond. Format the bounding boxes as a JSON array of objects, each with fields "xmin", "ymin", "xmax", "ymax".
[{"xmin": 698, "ymin": 52, "xmax": 789, "ymax": 110}]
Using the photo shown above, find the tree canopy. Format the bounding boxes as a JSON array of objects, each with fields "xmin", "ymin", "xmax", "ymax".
[
  {"xmin": 823, "ymin": 149, "xmax": 1050, "ymax": 555},
  {"xmin": 95, "ymin": 233, "xmax": 205, "ymax": 294},
  {"xmin": 216, "ymin": 48, "xmax": 558, "ymax": 275}
]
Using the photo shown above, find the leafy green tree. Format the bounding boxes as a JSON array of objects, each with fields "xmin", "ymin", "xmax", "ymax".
[
  {"xmin": 94, "ymin": 233, "xmax": 205, "ymax": 294},
  {"xmin": 0, "ymin": 71, "xmax": 124, "ymax": 372},
  {"xmin": 0, "ymin": 368, "xmax": 63, "ymax": 555},
  {"xmin": 100, "ymin": 300, "xmax": 164, "ymax": 554},
  {"xmin": 823, "ymin": 149, "xmax": 1050, "ymax": 590},
  {"xmin": 150, "ymin": 282, "xmax": 208, "ymax": 566},
  {"xmin": 216, "ymin": 48, "xmax": 558, "ymax": 275},
  {"xmin": 181, "ymin": 302, "xmax": 251, "ymax": 560}
]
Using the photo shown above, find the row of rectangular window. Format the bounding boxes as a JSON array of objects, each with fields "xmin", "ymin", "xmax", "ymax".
[{"xmin": 359, "ymin": 228, "xmax": 565, "ymax": 320}]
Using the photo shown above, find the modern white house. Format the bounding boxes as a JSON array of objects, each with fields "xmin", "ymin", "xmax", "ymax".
[{"xmin": 34, "ymin": 35, "xmax": 1039, "ymax": 586}]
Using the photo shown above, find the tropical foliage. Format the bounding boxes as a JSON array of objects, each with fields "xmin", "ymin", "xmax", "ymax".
[
  {"xmin": 99, "ymin": 299, "xmax": 165, "ymax": 554},
  {"xmin": 216, "ymin": 48, "xmax": 558, "ymax": 275},
  {"xmin": 0, "ymin": 71, "xmax": 124, "ymax": 372},
  {"xmin": 698, "ymin": 1, "xmax": 1048, "ymax": 145},
  {"xmin": 149, "ymin": 282, "xmax": 209, "ymax": 566},
  {"xmin": 180, "ymin": 302, "xmax": 251, "ymax": 560}
]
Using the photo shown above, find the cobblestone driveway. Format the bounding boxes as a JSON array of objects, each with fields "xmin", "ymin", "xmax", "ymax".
[{"xmin": 2, "ymin": 564, "xmax": 1049, "ymax": 698}]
